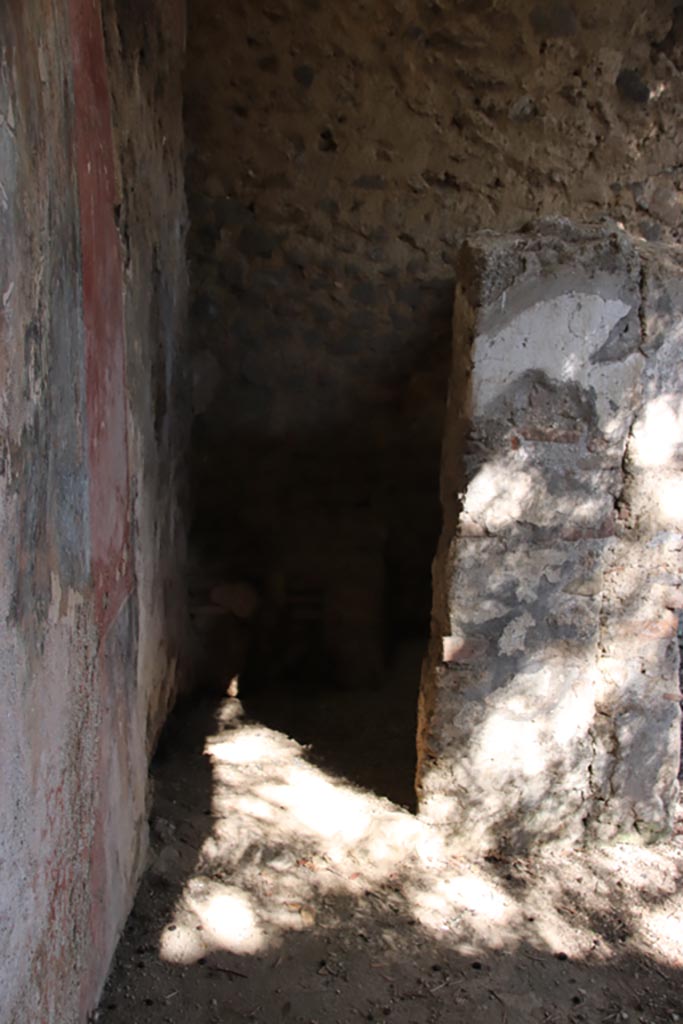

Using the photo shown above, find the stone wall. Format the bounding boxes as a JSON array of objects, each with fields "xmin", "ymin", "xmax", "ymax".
[
  {"xmin": 184, "ymin": 0, "xmax": 683, "ymax": 682},
  {"xmin": 0, "ymin": 2, "xmax": 187, "ymax": 1021},
  {"xmin": 417, "ymin": 221, "xmax": 682, "ymax": 854}
]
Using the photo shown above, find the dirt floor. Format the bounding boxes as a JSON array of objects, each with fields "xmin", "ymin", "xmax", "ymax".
[{"xmin": 97, "ymin": 645, "xmax": 683, "ymax": 1024}]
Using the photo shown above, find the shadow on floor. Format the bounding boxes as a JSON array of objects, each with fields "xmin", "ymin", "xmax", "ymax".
[
  {"xmin": 240, "ymin": 638, "xmax": 423, "ymax": 812},
  {"xmin": 98, "ymin": 677, "xmax": 683, "ymax": 1024}
]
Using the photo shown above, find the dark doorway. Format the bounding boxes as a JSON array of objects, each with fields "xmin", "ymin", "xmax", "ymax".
[{"xmin": 183, "ymin": 0, "xmax": 453, "ymax": 805}]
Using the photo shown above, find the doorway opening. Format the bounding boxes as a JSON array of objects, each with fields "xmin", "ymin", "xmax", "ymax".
[{"xmin": 183, "ymin": 1, "xmax": 452, "ymax": 807}]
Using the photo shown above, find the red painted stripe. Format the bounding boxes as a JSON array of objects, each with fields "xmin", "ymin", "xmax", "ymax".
[
  {"xmin": 68, "ymin": 6, "xmax": 135, "ymax": 1013},
  {"xmin": 69, "ymin": 0, "xmax": 132, "ymax": 636}
]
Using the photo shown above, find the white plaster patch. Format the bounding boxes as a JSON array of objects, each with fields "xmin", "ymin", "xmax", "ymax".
[{"xmin": 472, "ymin": 291, "xmax": 638, "ymax": 438}]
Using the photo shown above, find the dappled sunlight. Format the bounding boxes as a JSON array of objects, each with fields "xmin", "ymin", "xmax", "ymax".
[
  {"xmin": 480, "ymin": 662, "xmax": 596, "ymax": 750},
  {"xmin": 627, "ymin": 390, "xmax": 683, "ymax": 530},
  {"xmin": 529, "ymin": 908, "xmax": 599, "ymax": 961},
  {"xmin": 630, "ymin": 393, "xmax": 683, "ymax": 468},
  {"xmin": 475, "ymin": 712, "xmax": 548, "ymax": 778},
  {"xmin": 188, "ymin": 882, "xmax": 267, "ymax": 955},
  {"xmin": 159, "ymin": 884, "xmax": 267, "ymax": 962},
  {"xmin": 439, "ymin": 873, "xmax": 512, "ymax": 924},
  {"xmin": 433, "ymin": 655, "xmax": 599, "ymax": 828},
  {"xmin": 256, "ymin": 765, "xmax": 374, "ymax": 843},
  {"xmin": 464, "ymin": 453, "xmax": 609, "ymax": 533},
  {"xmin": 655, "ymin": 475, "xmax": 683, "ymax": 527},
  {"xmin": 643, "ymin": 910, "xmax": 683, "ymax": 966},
  {"xmin": 466, "ymin": 461, "xmax": 534, "ymax": 531},
  {"xmin": 402, "ymin": 870, "xmax": 519, "ymax": 947},
  {"xmin": 461, "ymin": 388, "xmax": 683, "ymax": 576},
  {"xmin": 159, "ymin": 919, "xmax": 206, "ymax": 965},
  {"xmin": 208, "ymin": 727, "xmax": 298, "ymax": 766},
  {"xmin": 155, "ymin": 696, "xmax": 683, "ymax": 978}
]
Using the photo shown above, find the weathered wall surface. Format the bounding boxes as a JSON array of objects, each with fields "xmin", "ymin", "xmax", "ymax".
[
  {"xmin": 417, "ymin": 221, "xmax": 682, "ymax": 854},
  {"xmin": 0, "ymin": 2, "xmax": 187, "ymax": 1021},
  {"xmin": 101, "ymin": 0, "xmax": 190, "ymax": 746},
  {"xmin": 184, "ymin": 0, "xmax": 683, "ymax": 677}
]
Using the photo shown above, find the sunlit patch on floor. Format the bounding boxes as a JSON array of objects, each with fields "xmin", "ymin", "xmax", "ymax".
[{"xmin": 156, "ymin": 695, "xmax": 683, "ymax": 975}]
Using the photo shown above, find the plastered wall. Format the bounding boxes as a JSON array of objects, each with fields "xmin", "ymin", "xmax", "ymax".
[{"xmin": 0, "ymin": 2, "xmax": 187, "ymax": 1020}]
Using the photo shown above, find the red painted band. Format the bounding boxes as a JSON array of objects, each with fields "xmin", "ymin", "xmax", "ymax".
[{"xmin": 69, "ymin": 0, "xmax": 132, "ymax": 635}]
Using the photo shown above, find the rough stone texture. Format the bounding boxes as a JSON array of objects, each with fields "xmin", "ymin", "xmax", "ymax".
[
  {"xmin": 0, "ymin": 3, "xmax": 187, "ymax": 1021},
  {"xmin": 184, "ymin": 0, "xmax": 683, "ymax": 674},
  {"xmin": 417, "ymin": 221, "xmax": 682, "ymax": 854}
]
